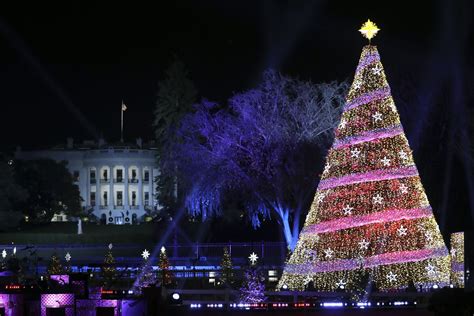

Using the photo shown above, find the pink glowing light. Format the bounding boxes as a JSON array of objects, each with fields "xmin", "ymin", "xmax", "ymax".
[
  {"xmin": 344, "ymin": 87, "xmax": 391, "ymax": 111},
  {"xmin": 334, "ymin": 125, "xmax": 403, "ymax": 149}
]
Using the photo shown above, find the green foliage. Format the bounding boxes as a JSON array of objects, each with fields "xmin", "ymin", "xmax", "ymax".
[
  {"xmin": 47, "ymin": 254, "xmax": 64, "ymax": 276},
  {"xmin": 153, "ymin": 59, "xmax": 197, "ymax": 216},
  {"xmin": 220, "ymin": 247, "xmax": 233, "ymax": 285},
  {"xmin": 0, "ymin": 159, "xmax": 27, "ymax": 231},
  {"xmin": 14, "ymin": 159, "xmax": 82, "ymax": 223}
]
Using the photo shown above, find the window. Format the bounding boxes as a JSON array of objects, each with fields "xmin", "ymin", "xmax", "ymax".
[
  {"xmin": 91, "ymin": 192, "xmax": 96, "ymax": 206},
  {"xmin": 90, "ymin": 169, "xmax": 96, "ymax": 179},
  {"xmin": 103, "ymin": 192, "xmax": 108, "ymax": 206},
  {"xmin": 131, "ymin": 191, "xmax": 136, "ymax": 206},
  {"xmin": 116, "ymin": 169, "xmax": 123, "ymax": 182},
  {"xmin": 144, "ymin": 170, "xmax": 150, "ymax": 182},
  {"xmin": 103, "ymin": 169, "xmax": 108, "ymax": 181},
  {"xmin": 73, "ymin": 170, "xmax": 79, "ymax": 181},
  {"xmin": 132, "ymin": 169, "xmax": 137, "ymax": 180},
  {"xmin": 117, "ymin": 191, "xmax": 123, "ymax": 206},
  {"xmin": 144, "ymin": 192, "xmax": 149, "ymax": 206}
]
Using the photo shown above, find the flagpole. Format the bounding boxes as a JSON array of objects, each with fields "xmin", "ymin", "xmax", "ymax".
[{"xmin": 121, "ymin": 100, "xmax": 124, "ymax": 143}]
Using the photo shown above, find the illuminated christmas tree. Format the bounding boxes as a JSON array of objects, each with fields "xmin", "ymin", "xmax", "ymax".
[
  {"xmin": 278, "ymin": 20, "xmax": 450, "ymax": 291},
  {"xmin": 239, "ymin": 253, "xmax": 266, "ymax": 303},
  {"xmin": 134, "ymin": 249, "xmax": 157, "ymax": 292},
  {"xmin": 220, "ymin": 247, "xmax": 233, "ymax": 285},
  {"xmin": 101, "ymin": 244, "xmax": 117, "ymax": 287},
  {"xmin": 47, "ymin": 254, "xmax": 64, "ymax": 276},
  {"xmin": 158, "ymin": 246, "xmax": 173, "ymax": 286}
]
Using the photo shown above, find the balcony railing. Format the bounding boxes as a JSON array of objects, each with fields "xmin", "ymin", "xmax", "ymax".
[
  {"xmin": 128, "ymin": 178, "xmax": 139, "ymax": 183},
  {"xmin": 99, "ymin": 205, "xmax": 108, "ymax": 209},
  {"xmin": 90, "ymin": 179, "xmax": 97, "ymax": 184},
  {"xmin": 114, "ymin": 178, "xmax": 124, "ymax": 183},
  {"xmin": 130, "ymin": 205, "xmax": 139, "ymax": 209},
  {"xmin": 114, "ymin": 205, "xmax": 124, "ymax": 209},
  {"xmin": 143, "ymin": 178, "xmax": 150, "ymax": 183},
  {"xmin": 100, "ymin": 178, "xmax": 109, "ymax": 183}
]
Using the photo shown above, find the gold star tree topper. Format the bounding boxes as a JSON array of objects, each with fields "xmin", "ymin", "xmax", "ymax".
[{"xmin": 359, "ymin": 19, "xmax": 380, "ymax": 41}]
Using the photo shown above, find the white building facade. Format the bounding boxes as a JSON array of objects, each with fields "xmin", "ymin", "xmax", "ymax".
[{"xmin": 15, "ymin": 138, "xmax": 159, "ymax": 225}]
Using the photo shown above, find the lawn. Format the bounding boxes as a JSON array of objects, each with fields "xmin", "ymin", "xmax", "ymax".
[{"xmin": 0, "ymin": 222, "xmax": 159, "ymax": 245}]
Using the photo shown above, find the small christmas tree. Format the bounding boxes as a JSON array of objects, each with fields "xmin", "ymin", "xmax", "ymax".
[
  {"xmin": 158, "ymin": 246, "xmax": 172, "ymax": 286},
  {"xmin": 101, "ymin": 244, "xmax": 117, "ymax": 287},
  {"xmin": 135, "ymin": 249, "xmax": 157, "ymax": 292},
  {"xmin": 47, "ymin": 254, "xmax": 64, "ymax": 276},
  {"xmin": 239, "ymin": 253, "xmax": 266, "ymax": 304},
  {"xmin": 220, "ymin": 247, "xmax": 233, "ymax": 285}
]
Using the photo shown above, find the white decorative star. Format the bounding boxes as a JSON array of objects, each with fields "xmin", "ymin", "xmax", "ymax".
[
  {"xmin": 160, "ymin": 246, "xmax": 166, "ymax": 254},
  {"xmin": 380, "ymin": 156, "xmax": 391, "ymax": 166},
  {"xmin": 249, "ymin": 252, "xmax": 259, "ymax": 265},
  {"xmin": 342, "ymin": 205, "xmax": 354, "ymax": 216},
  {"xmin": 351, "ymin": 148, "xmax": 361, "ymax": 158},
  {"xmin": 400, "ymin": 183, "xmax": 408, "ymax": 194},
  {"xmin": 425, "ymin": 231, "xmax": 433, "ymax": 242},
  {"xmin": 65, "ymin": 252, "xmax": 71, "ymax": 262},
  {"xmin": 336, "ymin": 279, "xmax": 347, "ymax": 288},
  {"xmin": 353, "ymin": 80, "xmax": 362, "ymax": 90},
  {"xmin": 358, "ymin": 239, "xmax": 370, "ymax": 250},
  {"xmin": 372, "ymin": 65, "xmax": 382, "ymax": 75},
  {"xmin": 141, "ymin": 249, "xmax": 150, "ymax": 260},
  {"xmin": 425, "ymin": 264, "xmax": 437, "ymax": 277},
  {"xmin": 372, "ymin": 112, "xmax": 383, "ymax": 122},
  {"xmin": 108, "ymin": 243, "xmax": 113, "ymax": 250},
  {"xmin": 399, "ymin": 150, "xmax": 408, "ymax": 161},
  {"xmin": 372, "ymin": 194, "xmax": 383, "ymax": 205},
  {"xmin": 386, "ymin": 271, "xmax": 398, "ymax": 282},
  {"xmin": 317, "ymin": 193, "xmax": 325, "ymax": 204},
  {"xmin": 323, "ymin": 164, "xmax": 331, "ymax": 174},
  {"xmin": 397, "ymin": 225, "xmax": 408, "ymax": 236},
  {"xmin": 324, "ymin": 248, "xmax": 334, "ymax": 259},
  {"xmin": 1, "ymin": 249, "xmax": 6, "ymax": 259},
  {"xmin": 303, "ymin": 276, "xmax": 313, "ymax": 285},
  {"xmin": 450, "ymin": 248, "xmax": 456, "ymax": 258},
  {"xmin": 340, "ymin": 119, "xmax": 347, "ymax": 129}
]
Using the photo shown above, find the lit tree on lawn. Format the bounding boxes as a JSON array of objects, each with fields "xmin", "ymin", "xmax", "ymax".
[
  {"xmin": 101, "ymin": 244, "xmax": 117, "ymax": 288},
  {"xmin": 278, "ymin": 20, "xmax": 450, "ymax": 291},
  {"xmin": 239, "ymin": 253, "xmax": 266, "ymax": 304},
  {"xmin": 220, "ymin": 247, "xmax": 233, "ymax": 285},
  {"xmin": 158, "ymin": 247, "xmax": 173, "ymax": 286},
  {"xmin": 134, "ymin": 249, "xmax": 157, "ymax": 292},
  {"xmin": 47, "ymin": 254, "xmax": 63, "ymax": 276},
  {"xmin": 170, "ymin": 70, "xmax": 347, "ymax": 250}
]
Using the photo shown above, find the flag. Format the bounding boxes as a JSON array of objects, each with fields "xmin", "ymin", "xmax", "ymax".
[{"xmin": 122, "ymin": 101, "xmax": 127, "ymax": 111}]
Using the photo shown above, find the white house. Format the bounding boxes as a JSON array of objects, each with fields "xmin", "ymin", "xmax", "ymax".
[{"xmin": 15, "ymin": 138, "xmax": 160, "ymax": 225}]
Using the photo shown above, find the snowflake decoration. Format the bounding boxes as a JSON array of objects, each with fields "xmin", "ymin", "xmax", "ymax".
[
  {"xmin": 141, "ymin": 249, "xmax": 150, "ymax": 260},
  {"xmin": 358, "ymin": 239, "xmax": 370, "ymax": 250},
  {"xmin": 372, "ymin": 65, "xmax": 382, "ymax": 75},
  {"xmin": 342, "ymin": 205, "xmax": 353, "ymax": 216},
  {"xmin": 317, "ymin": 193, "xmax": 325, "ymax": 204},
  {"xmin": 425, "ymin": 231, "xmax": 433, "ymax": 242},
  {"xmin": 340, "ymin": 119, "xmax": 347, "ymax": 129},
  {"xmin": 336, "ymin": 279, "xmax": 347, "ymax": 288},
  {"xmin": 400, "ymin": 183, "xmax": 408, "ymax": 194},
  {"xmin": 399, "ymin": 150, "xmax": 408, "ymax": 161},
  {"xmin": 1, "ymin": 249, "xmax": 6, "ymax": 259},
  {"xmin": 372, "ymin": 112, "xmax": 383, "ymax": 122},
  {"xmin": 425, "ymin": 264, "xmax": 437, "ymax": 277},
  {"xmin": 372, "ymin": 194, "xmax": 383, "ymax": 205},
  {"xmin": 351, "ymin": 148, "xmax": 361, "ymax": 158},
  {"xmin": 353, "ymin": 80, "xmax": 362, "ymax": 90},
  {"xmin": 160, "ymin": 246, "xmax": 166, "ymax": 254},
  {"xmin": 323, "ymin": 164, "xmax": 331, "ymax": 174},
  {"xmin": 380, "ymin": 156, "xmax": 391, "ymax": 166},
  {"xmin": 450, "ymin": 248, "xmax": 456, "ymax": 258},
  {"xmin": 386, "ymin": 271, "xmax": 398, "ymax": 282},
  {"xmin": 324, "ymin": 248, "xmax": 334, "ymax": 259},
  {"xmin": 108, "ymin": 243, "xmax": 113, "ymax": 250},
  {"xmin": 65, "ymin": 252, "xmax": 71, "ymax": 262},
  {"xmin": 397, "ymin": 225, "xmax": 408, "ymax": 236},
  {"xmin": 249, "ymin": 252, "xmax": 259, "ymax": 265}
]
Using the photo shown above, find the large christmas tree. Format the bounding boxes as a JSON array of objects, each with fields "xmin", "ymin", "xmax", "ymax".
[{"xmin": 278, "ymin": 20, "xmax": 450, "ymax": 291}]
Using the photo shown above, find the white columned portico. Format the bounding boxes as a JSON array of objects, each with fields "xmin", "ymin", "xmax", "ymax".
[
  {"xmin": 124, "ymin": 164, "xmax": 129, "ymax": 208},
  {"xmin": 138, "ymin": 164, "xmax": 143, "ymax": 209}
]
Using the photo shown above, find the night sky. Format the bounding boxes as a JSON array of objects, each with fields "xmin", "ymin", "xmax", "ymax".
[{"xmin": 1, "ymin": 1, "xmax": 473, "ymax": 232}]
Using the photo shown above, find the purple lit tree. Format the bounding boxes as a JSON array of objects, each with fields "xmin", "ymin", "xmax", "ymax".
[{"xmin": 170, "ymin": 70, "xmax": 347, "ymax": 249}]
